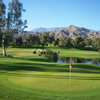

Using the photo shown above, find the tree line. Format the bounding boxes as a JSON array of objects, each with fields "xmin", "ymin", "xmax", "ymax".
[{"xmin": 1, "ymin": 32, "xmax": 99, "ymax": 50}]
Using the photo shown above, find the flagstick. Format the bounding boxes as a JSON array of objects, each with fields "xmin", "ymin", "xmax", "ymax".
[
  {"xmin": 69, "ymin": 63, "xmax": 72, "ymax": 80},
  {"xmin": 69, "ymin": 68, "xmax": 71, "ymax": 80}
]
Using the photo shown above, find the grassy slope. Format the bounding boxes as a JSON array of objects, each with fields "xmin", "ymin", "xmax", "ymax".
[{"xmin": 0, "ymin": 47, "xmax": 100, "ymax": 100}]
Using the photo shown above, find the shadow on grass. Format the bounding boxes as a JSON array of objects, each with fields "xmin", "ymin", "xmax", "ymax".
[
  {"xmin": 73, "ymin": 64, "xmax": 100, "ymax": 70},
  {"xmin": 17, "ymin": 57, "xmax": 50, "ymax": 63},
  {"xmin": 75, "ymin": 47, "xmax": 98, "ymax": 51},
  {"xmin": 0, "ymin": 61, "xmax": 100, "ymax": 74},
  {"xmin": 0, "ymin": 63, "xmax": 46, "ymax": 72}
]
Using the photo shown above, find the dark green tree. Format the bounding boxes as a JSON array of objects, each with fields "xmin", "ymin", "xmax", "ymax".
[
  {"xmin": 92, "ymin": 37, "xmax": 100, "ymax": 55},
  {"xmin": 25, "ymin": 34, "xmax": 33, "ymax": 45},
  {"xmin": 0, "ymin": 33, "xmax": 2, "ymax": 46},
  {"xmin": 52, "ymin": 39, "xmax": 59, "ymax": 46},
  {"xmin": 24, "ymin": 34, "xmax": 40, "ymax": 46},
  {"xmin": 59, "ymin": 37, "xmax": 71, "ymax": 47},
  {"xmin": 48, "ymin": 35, "xmax": 55, "ymax": 44},
  {"xmin": 92, "ymin": 37, "xmax": 100, "ymax": 48},
  {"xmin": 74, "ymin": 36, "xmax": 85, "ymax": 47},
  {"xmin": 13, "ymin": 36, "xmax": 23, "ymax": 46},
  {"xmin": 40, "ymin": 32, "xmax": 49, "ymax": 46},
  {"xmin": 45, "ymin": 50, "xmax": 58, "ymax": 62},
  {"xmin": 31, "ymin": 34, "xmax": 40, "ymax": 45},
  {"xmin": 70, "ymin": 39, "xmax": 75, "ymax": 47},
  {"xmin": 84, "ymin": 38, "xmax": 92, "ymax": 47},
  {"xmin": 0, "ymin": 0, "xmax": 27, "ymax": 56}
]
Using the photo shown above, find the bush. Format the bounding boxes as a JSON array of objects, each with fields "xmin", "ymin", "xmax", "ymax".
[
  {"xmin": 33, "ymin": 50, "xmax": 37, "ymax": 54},
  {"xmin": 45, "ymin": 50, "xmax": 58, "ymax": 62},
  {"xmin": 8, "ymin": 55, "xmax": 13, "ymax": 58}
]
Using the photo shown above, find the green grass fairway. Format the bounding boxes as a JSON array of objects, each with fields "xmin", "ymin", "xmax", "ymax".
[
  {"xmin": 0, "ymin": 46, "xmax": 100, "ymax": 58},
  {"xmin": 0, "ymin": 47, "xmax": 100, "ymax": 100}
]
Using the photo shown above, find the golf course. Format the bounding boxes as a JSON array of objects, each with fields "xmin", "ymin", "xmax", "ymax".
[{"xmin": 0, "ymin": 46, "xmax": 100, "ymax": 100}]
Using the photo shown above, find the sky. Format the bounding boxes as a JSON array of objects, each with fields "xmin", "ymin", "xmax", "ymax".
[{"xmin": 3, "ymin": 0, "xmax": 100, "ymax": 31}]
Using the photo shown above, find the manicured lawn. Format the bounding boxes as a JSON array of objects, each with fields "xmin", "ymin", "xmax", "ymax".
[
  {"xmin": 0, "ymin": 46, "xmax": 100, "ymax": 58},
  {"xmin": 45, "ymin": 47, "xmax": 100, "ymax": 58},
  {"xmin": 0, "ymin": 47, "xmax": 100, "ymax": 100}
]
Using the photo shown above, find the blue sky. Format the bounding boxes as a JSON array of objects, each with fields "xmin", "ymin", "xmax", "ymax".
[{"xmin": 3, "ymin": 0, "xmax": 100, "ymax": 31}]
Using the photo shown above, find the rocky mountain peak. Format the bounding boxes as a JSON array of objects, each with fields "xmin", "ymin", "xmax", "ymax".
[
  {"xmin": 54, "ymin": 25, "xmax": 100, "ymax": 39},
  {"xmin": 65, "ymin": 25, "xmax": 77, "ymax": 31},
  {"xmin": 68, "ymin": 25, "xmax": 77, "ymax": 28}
]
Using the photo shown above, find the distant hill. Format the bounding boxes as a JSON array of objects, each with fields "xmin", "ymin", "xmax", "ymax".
[{"xmin": 32, "ymin": 27, "xmax": 62, "ymax": 32}]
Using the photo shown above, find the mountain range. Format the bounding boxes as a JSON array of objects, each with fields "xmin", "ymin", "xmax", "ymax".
[
  {"xmin": 53, "ymin": 25, "xmax": 100, "ymax": 39},
  {"xmin": 32, "ymin": 27, "xmax": 61, "ymax": 32},
  {"xmin": 22, "ymin": 25, "xmax": 100, "ymax": 39}
]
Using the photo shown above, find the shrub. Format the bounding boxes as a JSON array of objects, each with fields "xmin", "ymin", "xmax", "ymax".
[
  {"xmin": 33, "ymin": 50, "xmax": 37, "ymax": 54},
  {"xmin": 45, "ymin": 50, "xmax": 58, "ymax": 62}
]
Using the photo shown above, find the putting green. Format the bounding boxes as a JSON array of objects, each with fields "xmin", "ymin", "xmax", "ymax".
[{"xmin": 8, "ymin": 71, "xmax": 100, "ymax": 91}]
